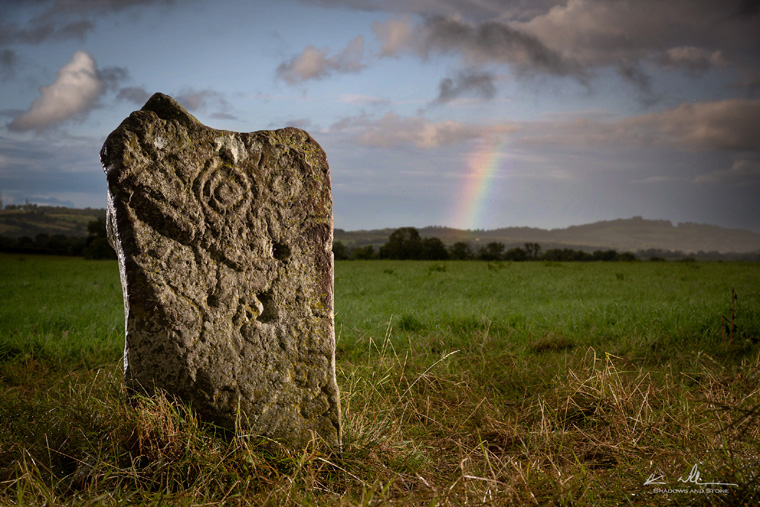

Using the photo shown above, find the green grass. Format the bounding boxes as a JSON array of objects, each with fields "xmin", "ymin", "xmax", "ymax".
[
  {"xmin": 336, "ymin": 260, "xmax": 760, "ymax": 359},
  {"xmin": 1, "ymin": 254, "xmax": 759, "ymax": 505},
  {"xmin": 0, "ymin": 254, "xmax": 123, "ymax": 365}
]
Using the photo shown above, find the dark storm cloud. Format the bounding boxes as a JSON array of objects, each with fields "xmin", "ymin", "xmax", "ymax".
[
  {"xmin": 297, "ymin": 0, "xmax": 760, "ymax": 97},
  {"xmin": 433, "ymin": 70, "xmax": 497, "ymax": 104},
  {"xmin": 420, "ymin": 16, "xmax": 585, "ymax": 78}
]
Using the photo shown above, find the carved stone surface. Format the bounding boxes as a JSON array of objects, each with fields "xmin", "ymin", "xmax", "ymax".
[{"xmin": 101, "ymin": 93, "xmax": 340, "ymax": 448}]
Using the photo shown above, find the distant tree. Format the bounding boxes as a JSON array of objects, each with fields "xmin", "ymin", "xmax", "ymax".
[
  {"xmin": 421, "ymin": 237, "xmax": 449, "ymax": 260},
  {"xmin": 332, "ymin": 240, "xmax": 349, "ymax": 260},
  {"xmin": 478, "ymin": 241, "xmax": 505, "ymax": 261},
  {"xmin": 543, "ymin": 248, "xmax": 592, "ymax": 262},
  {"xmin": 592, "ymin": 250, "xmax": 618, "ymax": 262},
  {"xmin": 351, "ymin": 245, "xmax": 376, "ymax": 260},
  {"xmin": 448, "ymin": 241, "xmax": 473, "ymax": 260},
  {"xmin": 380, "ymin": 227, "xmax": 423, "ymax": 259},
  {"xmin": 542, "ymin": 248, "xmax": 568, "ymax": 262},
  {"xmin": 617, "ymin": 252, "xmax": 637, "ymax": 262},
  {"xmin": 0, "ymin": 236, "xmax": 14, "ymax": 250},
  {"xmin": 504, "ymin": 247, "xmax": 527, "ymax": 261},
  {"xmin": 48, "ymin": 234, "xmax": 73, "ymax": 255},
  {"xmin": 35, "ymin": 233, "xmax": 50, "ymax": 249},
  {"xmin": 17, "ymin": 236, "xmax": 34, "ymax": 249},
  {"xmin": 524, "ymin": 242, "xmax": 541, "ymax": 260},
  {"xmin": 83, "ymin": 217, "xmax": 117, "ymax": 260}
]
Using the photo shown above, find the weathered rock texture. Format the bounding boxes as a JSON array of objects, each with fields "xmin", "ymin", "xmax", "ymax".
[{"xmin": 101, "ymin": 93, "xmax": 340, "ymax": 448}]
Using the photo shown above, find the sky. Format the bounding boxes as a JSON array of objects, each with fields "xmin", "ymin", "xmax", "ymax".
[{"xmin": 1, "ymin": 0, "xmax": 759, "ymax": 232}]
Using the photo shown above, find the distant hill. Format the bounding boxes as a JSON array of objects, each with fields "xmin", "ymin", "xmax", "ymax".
[
  {"xmin": 2, "ymin": 207, "xmax": 758, "ymax": 255},
  {"xmin": 336, "ymin": 217, "xmax": 760, "ymax": 255},
  {"xmin": 0, "ymin": 205, "xmax": 106, "ymax": 238}
]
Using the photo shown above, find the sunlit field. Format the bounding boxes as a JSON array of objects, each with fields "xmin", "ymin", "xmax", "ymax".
[{"xmin": 1, "ymin": 254, "xmax": 759, "ymax": 505}]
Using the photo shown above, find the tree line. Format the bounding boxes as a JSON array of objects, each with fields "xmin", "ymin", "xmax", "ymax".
[
  {"xmin": 334, "ymin": 226, "xmax": 638, "ymax": 262},
  {"xmin": 3, "ymin": 223, "xmax": 745, "ymax": 262},
  {"xmin": 0, "ymin": 217, "xmax": 117, "ymax": 259}
]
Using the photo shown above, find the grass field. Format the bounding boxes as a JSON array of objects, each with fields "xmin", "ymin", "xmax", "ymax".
[{"xmin": 1, "ymin": 254, "xmax": 759, "ymax": 505}]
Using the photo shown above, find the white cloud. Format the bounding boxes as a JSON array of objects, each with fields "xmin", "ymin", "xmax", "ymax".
[
  {"xmin": 9, "ymin": 50, "xmax": 105, "ymax": 132},
  {"xmin": 277, "ymin": 35, "xmax": 365, "ymax": 83}
]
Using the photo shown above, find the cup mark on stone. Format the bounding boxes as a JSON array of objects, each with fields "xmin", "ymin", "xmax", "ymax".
[
  {"xmin": 273, "ymin": 242, "xmax": 290, "ymax": 261},
  {"xmin": 257, "ymin": 290, "xmax": 278, "ymax": 322}
]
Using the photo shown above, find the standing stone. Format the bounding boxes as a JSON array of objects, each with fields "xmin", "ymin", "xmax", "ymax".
[{"xmin": 101, "ymin": 93, "xmax": 340, "ymax": 449}]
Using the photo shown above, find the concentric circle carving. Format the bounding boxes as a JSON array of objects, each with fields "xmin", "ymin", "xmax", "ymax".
[{"xmin": 196, "ymin": 162, "xmax": 252, "ymax": 218}]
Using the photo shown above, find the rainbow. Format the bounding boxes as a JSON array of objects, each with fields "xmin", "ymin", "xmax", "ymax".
[{"xmin": 451, "ymin": 134, "xmax": 506, "ymax": 231}]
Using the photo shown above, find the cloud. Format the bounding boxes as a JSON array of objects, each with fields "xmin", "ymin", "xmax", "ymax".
[
  {"xmin": 617, "ymin": 59, "xmax": 656, "ymax": 104},
  {"xmin": 372, "ymin": 16, "xmax": 415, "ymax": 57},
  {"xmin": 338, "ymin": 94, "xmax": 390, "ymax": 106},
  {"xmin": 317, "ymin": 2, "xmax": 760, "ymax": 97},
  {"xmin": 99, "ymin": 65, "xmax": 129, "ymax": 91},
  {"xmin": 734, "ymin": 0, "xmax": 760, "ymax": 18},
  {"xmin": 422, "ymin": 16, "xmax": 583, "ymax": 76},
  {"xmin": 520, "ymin": 99, "xmax": 760, "ymax": 152},
  {"xmin": 434, "ymin": 69, "xmax": 496, "ymax": 104},
  {"xmin": 695, "ymin": 157, "xmax": 760, "ymax": 184},
  {"xmin": 174, "ymin": 88, "xmax": 229, "ymax": 113},
  {"xmin": 0, "ymin": 49, "xmax": 18, "ymax": 80},
  {"xmin": 281, "ymin": 118, "xmax": 313, "ymax": 129},
  {"xmin": 330, "ymin": 111, "xmax": 515, "ymax": 148},
  {"xmin": 299, "ymin": 0, "xmax": 562, "ymax": 22},
  {"xmin": 209, "ymin": 111, "xmax": 238, "ymax": 121},
  {"xmin": 517, "ymin": 0, "xmax": 760, "ymax": 74},
  {"xmin": 9, "ymin": 50, "xmax": 106, "ymax": 132},
  {"xmin": 0, "ymin": 19, "xmax": 94, "ymax": 45},
  {"xmin": 625, "ymin": 99, "xmax": 760, "ymax": 151},
  {"xmin": 633, "ymin": 176, "xmax": 688, "ymax": 184},
  {"xmin": 277, "ymin": 35, "xmax": 365, "ymax": 83},
  {"xmin": 117, "ymin": 86, "xmax": 151, "ymax": 105},
  {"xmin": 659, "ymin": 46, "xmax": 725, "ymax": 72},
  {"xmin": 0, "ymin": 0, "xmax": 182, "ymax": 45}
]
